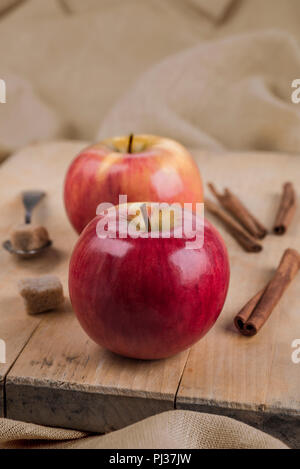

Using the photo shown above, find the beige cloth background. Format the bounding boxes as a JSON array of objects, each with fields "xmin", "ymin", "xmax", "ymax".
[
  {"xmin": 1, "ymin": 0, "xmax": 300, "ymax": 152},
  {"xmin": 97, "ymin": 30, "xmax": 300, "ymax": 152},
  {"xmin": 0, "ymin": 411, "xmax": 288, "ymax": 449},
  {"xmin": 0, "ymin": 71, "xmax": 68, "ymax": 162},
  {"xmin": 0, "ymin": 0, "xmax": 21, "ymax": 14},
  {"xmin": 0, "ymin": 0, "xmax": 299, "ymax": 449}
]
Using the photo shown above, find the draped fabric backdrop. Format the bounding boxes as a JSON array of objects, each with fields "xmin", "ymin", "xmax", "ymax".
[{"xmin": 0, "ymin": 0, "xmax": 299, "ymax": 449}]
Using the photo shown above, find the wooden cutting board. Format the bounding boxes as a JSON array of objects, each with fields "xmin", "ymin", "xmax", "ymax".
[{"xmin": 0, "ymin": 142, "xmax": 299, "ymax": 447}]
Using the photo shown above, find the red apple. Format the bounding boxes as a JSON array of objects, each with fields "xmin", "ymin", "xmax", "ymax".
[
  {"xmin": 69, "ymin": 203, "xmax": 230, "ymax": 360},
  {"xmin": 64, "ymin": 135, "xmax": 203, "ymax": 233}
]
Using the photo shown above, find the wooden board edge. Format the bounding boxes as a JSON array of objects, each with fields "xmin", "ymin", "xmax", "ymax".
[
  {"xmin": 6, "ymin": 380, "xmax": 174, "ymax": 433},
  {"xmin": 0, "ymin": 320, "xmax": 42, "ymax": 418},
  {"xmin": 175, "ymin": 399, "xmax": 300, "ymax": 449},
  {"xmin": 6, "ymin": 374, "xmax": 178, "ymax": 401}
]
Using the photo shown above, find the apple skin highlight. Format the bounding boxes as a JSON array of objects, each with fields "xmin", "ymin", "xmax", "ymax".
[
  {"xmin": 69, "ymin": 209, "xmax": 230, "ymax": 360},
  {"xmin": 64, "ymin": 135, "xmax": 203, "ymax": 234}
]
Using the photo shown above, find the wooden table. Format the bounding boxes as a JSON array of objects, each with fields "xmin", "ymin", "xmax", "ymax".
[{"xmin": 0, "ymin": 142, "xmax": 299, "ymax": 447}]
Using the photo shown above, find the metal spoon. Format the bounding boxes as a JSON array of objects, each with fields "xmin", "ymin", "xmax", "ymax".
[{"xmin": 3, "ymin": 191, "xmax": 52, "ymax": 258}]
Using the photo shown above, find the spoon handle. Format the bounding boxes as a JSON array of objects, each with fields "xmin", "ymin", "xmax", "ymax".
[{"xmin": 22, "ymin": 191, "xmax": 45, "ymax": 224}]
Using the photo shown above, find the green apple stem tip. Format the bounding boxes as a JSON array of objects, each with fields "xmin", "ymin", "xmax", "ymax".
[
  {"xmin": 127, "ymin": 134, "xmax": 134, "ymax": 154},
  {"xmin": 140, "ymin": 203, "xmax": 151, "ymax": 232}
]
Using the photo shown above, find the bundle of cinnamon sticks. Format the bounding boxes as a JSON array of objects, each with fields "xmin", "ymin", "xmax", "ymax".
[
  {"xmin": 205, "ymin": 181, "xmax": 296, "ymax": 252},
  {"xmin": 205, "ymin": 181, "xmax": 298, "ymax": 337}
]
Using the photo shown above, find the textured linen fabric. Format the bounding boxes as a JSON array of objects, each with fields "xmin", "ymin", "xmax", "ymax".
[
  {"xmin": 0, "ymin": 411, "xmax": 288, "ymax": 449},
  {"xmin": 64, "ymin": 0, "xmax": 234, "ymax": 22},
  {"xmin": 0, "ymin": 0, "xmax": 212, "ymax": 142},
  {"xmin": 0, "ymin": 0, "xmax": 298, "ymax": 450},
  {"xmin": 188, "ymin": 0, "xmax": 234, "ymax": 22},
  {"xmin": 1, "ymin": 1, "xmax": 300, "ymax": 150},
  {"xmin": 0, "ymin": 0, "xmax": 21, "ymax": 15},
  {"xmin": 98, "ymin": 30, "xmax": 300, "ymax": 153},
  {"xmin": 0, "ymin": 71, "xmax": 69, "ymax": 162}
]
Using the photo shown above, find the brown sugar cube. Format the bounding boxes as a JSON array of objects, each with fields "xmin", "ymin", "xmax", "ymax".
[
  {"xmin": 11, "ymin": 224, "xmax": 49, "ymax": 252},
  {"xmin": 18, "ymin": 275, "xmax": 64, "ymax": 315}
]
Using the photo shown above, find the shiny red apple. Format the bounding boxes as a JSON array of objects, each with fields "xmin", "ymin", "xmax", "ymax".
[
  {"xmin": 69, "ymin": 203, "xmax": 230, "ymax": 360},
  {"xmin": 64, "ymin": 135, "xmax": 203, "ymax": 234}
]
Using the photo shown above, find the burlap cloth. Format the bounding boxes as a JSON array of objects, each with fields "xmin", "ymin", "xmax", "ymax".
[
  {"xmin": 0, "ymin": 0, "xmax": 21, "ymax": 14},
  {"xmin": 1, "ymin": 1, "xmax": 300, "ymax": 152},
  {"xmin": 0, "ymin": 71, "xmax": 68, "ymax": 163},
  {"xmin": 0, "ymin": 0, "xmax": 298, "ymax": 449},
  {"xmin": 0, "ymin": 411, "xmax": 288, "ymax": 449},
  {"xmin": 98, "ymin": 30, "xmax": 300, "ymax": 152}
]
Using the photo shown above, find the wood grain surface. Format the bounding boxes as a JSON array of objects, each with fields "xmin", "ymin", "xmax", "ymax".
[
  {"xmin": 6, "ymin": 308, "xmax": 188, "ymax": 432},
  {"xmin": 177, "ymin": 151, "xmax": 300, "ymax": 448},
  {"xmin": 0, "ymin": 141, "xmax": 85, "ymax": 417},
  {"xmin": 0, "ymin": 143, "xmax": 299, "ymax": 446},
  {"xmin": 0, "ymin": 141, "xmax": 188, "ymax": 431}
]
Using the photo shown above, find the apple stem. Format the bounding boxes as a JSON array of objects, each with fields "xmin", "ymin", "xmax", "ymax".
[
  {"xmin": 140, "ymin": 203, "xmax": 151, "ymax": 232},
  {"xmin": 128, "ymin": 134, "xmax": 134, "ymax": 154}
]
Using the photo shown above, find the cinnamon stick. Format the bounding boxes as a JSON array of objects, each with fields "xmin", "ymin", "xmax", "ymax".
[
  {"xmin": 208, "ymin": 183, "xmax": 267, "ymax": 239},
  {"xmin": 205, "ymin": 198, "xmax": 262, "ymax": 253},
  {"xmin": 273, "ymin": 182, "xmax": 296, "ymax": 235},
  {"xmin": 234, "ymin": 289, "xmax": 265, "ymax": 336},
  {"xmin": 234, "ymin": 248, "xmax": 300, "ymax": 337}
]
